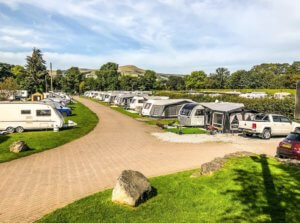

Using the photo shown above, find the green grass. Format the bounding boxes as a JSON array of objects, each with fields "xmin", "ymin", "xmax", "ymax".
[
  {"xmin": 166, "ymin": 127, "xmax": 208, "ymax": 134},
  {"xmin": 38, "ymin": 156, "xmax": 300, "ymax": 223},
  {"xmin": 111, "ymin": 106, "xmax": 141, "ymax": 119},
  {"xmin": 0, "ymin": 102, "xmax": 98, "ymax": 163}
]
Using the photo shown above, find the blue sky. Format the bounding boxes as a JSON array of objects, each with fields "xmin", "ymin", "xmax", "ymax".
[{"xmin": 0, "ymin": 0, "xmax": 300, "ymax": 74}]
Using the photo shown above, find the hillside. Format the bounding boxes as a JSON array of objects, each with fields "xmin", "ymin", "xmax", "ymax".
[{"xmin": 118, "ymin": 65, "xmax": 145, "ymax": 77}]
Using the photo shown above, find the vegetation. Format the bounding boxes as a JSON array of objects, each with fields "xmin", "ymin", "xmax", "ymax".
[
  {"xmin": 1, "ymin": 48, "xmax": 299, "ymax": 97},
  {"xmin": 0, "ymin": 102, "xmax": 98, "ymax": 163},
  {"xmin": 156, "ymin": 91, "xmax": 296, "ymax": 119},
  {"xmin": 110, "ymin": 106, "xmax": 141, "ymax": 119},
  {"xmin": 166, "ymin": 127, "xmax": 208, "ymax": 134},
  {"xmin": 38, "ymin": 156, "xmax": 300, "ymax": 223}
]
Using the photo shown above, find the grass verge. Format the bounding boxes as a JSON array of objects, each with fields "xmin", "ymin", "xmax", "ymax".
[
  {"xmin": 38, "ymin": 156, "xmax": 300, "ymax": 223},
  {"xmin": 0, "ymin": 101, "xmax": 98, "ymax": 163},
  {"xmin": 165, "ymin": 127, "xmax": 208, "ymax": 134}
]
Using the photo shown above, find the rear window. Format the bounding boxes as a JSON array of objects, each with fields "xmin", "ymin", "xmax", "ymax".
[
  {"xmin": 286, "ymin": 133, "xmax": 300, "ymax": 141},
  {"xmin": 255, "ymin": 114, "xmax": 269, "ymax": 121}
]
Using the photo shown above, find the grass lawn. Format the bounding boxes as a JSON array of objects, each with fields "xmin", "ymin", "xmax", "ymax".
[
  {"xmin": 166, "ymin": 127, "xmax": 208, "ymax": 134},
  {"xmin": 38, "ymin": 156, "xmax": 300, "ymax": 223},
  {"xmin": 0, "ymin": 101, "xmax": 98, "ymax": 163}
]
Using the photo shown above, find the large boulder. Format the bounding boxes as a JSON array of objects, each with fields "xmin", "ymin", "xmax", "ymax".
[
  {"xmin": 112, "ymin": 170, "xmax": 152, "ymax": 207},
  {"xmin": 10, "ymin": 141, "xmax": 28, "ymax": 153}
]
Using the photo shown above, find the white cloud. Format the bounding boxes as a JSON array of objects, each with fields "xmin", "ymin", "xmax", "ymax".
[{"xmin": 0, "ymin": 0, "xmax": 300, "ymax": 73}]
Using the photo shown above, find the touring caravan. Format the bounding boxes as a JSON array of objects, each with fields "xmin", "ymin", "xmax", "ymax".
[
  {"xmin": 0, "ymin": 102, "xmax": 72, "ymax": 133},
  {"xmin": 142, "ymin": 99, "xmax": 193, "ymax": 118},
  {"xmin": 178, "ymin": 103, "xmax": 205, "ymax": 127}
]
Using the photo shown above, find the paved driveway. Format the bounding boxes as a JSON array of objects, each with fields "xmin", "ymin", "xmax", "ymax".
[{"xmin": 0, "ymin": 97, "xmax": 279, "ymax": 223}]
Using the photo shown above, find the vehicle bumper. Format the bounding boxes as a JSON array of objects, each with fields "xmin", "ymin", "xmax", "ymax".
[{"xmin": 276, "ymin": 147, "xmax": 300, "ymax": 160}]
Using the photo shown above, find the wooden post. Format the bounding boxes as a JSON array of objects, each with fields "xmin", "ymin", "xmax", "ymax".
[{"xmin": 295, "ymin": 81, "xmax": 300, "ymax": 119}]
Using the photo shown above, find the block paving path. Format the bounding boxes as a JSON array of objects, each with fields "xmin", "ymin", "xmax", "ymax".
[{"xmin": 0, "ymin": 97, "xmax": 278, "ymax": 223}]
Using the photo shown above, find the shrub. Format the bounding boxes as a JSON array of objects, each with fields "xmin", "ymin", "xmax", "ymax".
[{"xmin": 155, "ymin": 91, "xmax": 295, "ymax": 119}]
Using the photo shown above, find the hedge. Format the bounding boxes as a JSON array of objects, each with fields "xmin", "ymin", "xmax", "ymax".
[{"xmin": 154, "ymin": 91, "xmax": 295, "ymax": 119}]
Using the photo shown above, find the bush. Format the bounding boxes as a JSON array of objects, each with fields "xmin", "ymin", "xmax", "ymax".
[{"xmin": 155, "ymin": 91, "xmax": 295, "ymax": 119}]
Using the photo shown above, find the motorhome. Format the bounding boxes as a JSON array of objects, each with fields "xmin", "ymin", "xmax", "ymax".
[
  {"xmin": 178, "ymin": 103, "xmax": 205, "ymax": 127},
  {"xmin": 142, "ymin": 99, "xmax": 193, "ymax": 118},
  {"xmin": 0, "ymin": 102, "xmax": 72, "ymax": 133}
]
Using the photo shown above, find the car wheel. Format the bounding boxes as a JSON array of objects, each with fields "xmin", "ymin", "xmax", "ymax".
[
  {"xmin": 6, "ymin": 127, "xmax": 15, "ymax": 134},
  {"xmin": 15, "ymin": 126, "xmax": 24, "ymax": 133},
  {"xmin": 262, "ymin": 129, "xmax": 271, "ymax": 139}
]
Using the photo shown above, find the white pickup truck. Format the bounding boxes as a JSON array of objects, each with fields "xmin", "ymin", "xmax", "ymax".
[{"xmin": 239, "ymin": 114, "xmax": 300, "ymax": 139}]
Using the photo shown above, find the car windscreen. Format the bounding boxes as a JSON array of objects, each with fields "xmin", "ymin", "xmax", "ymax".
[{"xmin": 286, "ymin": 133, "xmax": 300, "ymax": 141}]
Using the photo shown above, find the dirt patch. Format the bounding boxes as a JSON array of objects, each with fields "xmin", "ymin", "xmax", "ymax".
[{"xmin": 277, "ymin": 158, "xmax": 300, "ymax": 167}]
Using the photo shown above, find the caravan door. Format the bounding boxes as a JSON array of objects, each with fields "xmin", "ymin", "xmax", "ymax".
[{"xmin": 192, "ymin": 109, "xmax": 205, "ymax": 126}]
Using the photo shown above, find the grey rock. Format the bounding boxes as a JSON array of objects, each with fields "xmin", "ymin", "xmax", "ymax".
[
  {"xmin": 10, "ymin": 141, "xmax": 28, "ymax": 153},
  {"xmin": 112, "ymin": 170, "xmax": 152, "ymax": 207}
]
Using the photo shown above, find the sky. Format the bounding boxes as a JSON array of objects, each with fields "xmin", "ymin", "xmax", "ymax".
[{"xmin": 0, "ymin": 0, "xmax": 300, "ymax": 74}]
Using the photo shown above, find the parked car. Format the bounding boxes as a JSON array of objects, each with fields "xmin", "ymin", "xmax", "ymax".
[
  {"xmin": 277, "ymin": 132, "xmax": 300, "ymax": 159},
  {"xmin": 239, "ymin": 114, "xmax": 300, "ymax": 139}
]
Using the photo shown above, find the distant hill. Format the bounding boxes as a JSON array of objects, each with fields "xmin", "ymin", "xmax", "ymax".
[
  {"xmin": 51, "ymin": 65, "xmax": 182, "ymax": 79},
  {"xmin": 118, "ymin": 65, "xmax": 145, "ymax": 77}
]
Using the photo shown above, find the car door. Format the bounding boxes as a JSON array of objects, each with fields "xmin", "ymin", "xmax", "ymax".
[
  {"xmin": 271, "ymin": 115, "xmax": 282, "ymax": 135},
  {"xmin": 279, "ymin": 116, "xmax": 293, "ymax": 135}
]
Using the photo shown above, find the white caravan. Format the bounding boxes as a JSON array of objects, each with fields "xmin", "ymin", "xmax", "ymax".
[
  {"xmin": 178, "ymin": 103, "xmax": 205, "ymax": 127},
  {"xmin": 0, "ymin": 102, "xmax": 67, "ymax": 133}
]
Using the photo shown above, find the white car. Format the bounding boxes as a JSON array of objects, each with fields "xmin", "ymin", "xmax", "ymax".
[{"xmin": 239, "ymin": 114, "xmax": 300, "ymax": 139}]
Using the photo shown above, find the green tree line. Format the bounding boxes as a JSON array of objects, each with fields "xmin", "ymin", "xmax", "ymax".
[{"xmin": 1, "ymin": 48, "xmax": 300, "ymax": 95}]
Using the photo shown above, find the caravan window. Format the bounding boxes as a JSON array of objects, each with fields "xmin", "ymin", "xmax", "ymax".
[
  {"xmin": 138, "ymin": 100, "xmax": 144, "ymax": 103},
  {"xmin": 36, "ymin": 109, "xmax": 51, "ymax": 116},
  {"xmin": 21, "ymin": 110, "xmax": 31, "ymax": 115},
  {"xmin": 144, "ymin": 103, "xmax": 151, "ymax": 109},
  {"xmin": 195, "ymin": 109, "xmax": 204, "ymax": 116}
]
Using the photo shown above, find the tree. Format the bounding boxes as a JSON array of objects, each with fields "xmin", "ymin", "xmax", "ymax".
[
  {"xmin": 139, "ymin": 70, "xmax": 157, "ymax": 90},
  {"xmin": 166, "ymin": 76, "xmax": 185, "ymax": 90},
  {"xmin": 119, "ymin": 75, "xmax": 139, "ymax": 91},
  {"xmin": 0, "ymin": 63, "xmax": 14, "ymax": 81},
  {"xmin": 0, "ymin": 77, "xmax": 18, "ymax": 100},
  {"xmin": 85, "ymin": 77, "xmax": 98, "ymax": 91},
  {"xmin": 25, "ymin": 48, "xmax": 48, "ymax": 92},
  {"xmin": 209, "ymin": 67, "xmax": 230, "ymax": 89},
  {"xmin": 11, "ymin": 65, "xmax": 25, "ymax": 77},
  {"xmin": 185, "ymin": 71, "xmax": 207, "ymax": 89},
  {"xmin": 62, "ymin": 67, "xmax": 84, "ymax": 94},
  {"xmin": 227, "ymin": 70, "xmax": 248, "ymax": 89},
  {"xmin": 96, "ymin": 62, "xmax": 120, "ymax": 90}
]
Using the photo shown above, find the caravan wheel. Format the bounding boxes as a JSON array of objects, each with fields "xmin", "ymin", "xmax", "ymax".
[
  {"xmin": 6, "ymin": 127, "xmax": 15, "ymax": 133},
  {"xmin": 15, "ymin": 126, "xmax": 24, "ymax": 133}
]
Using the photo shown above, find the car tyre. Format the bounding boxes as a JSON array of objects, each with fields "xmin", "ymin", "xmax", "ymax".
[
  {"xmin": 6, "ymin": 127, "xmax": 15, "ymax": 134},
  {"xmin": 262, "ymin": 129, "xmax": 271, "ymax": 139},
  {"xmin": 15, "ymin": 126, "xmax": 24, "ymax": 133}
]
